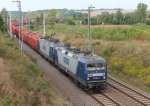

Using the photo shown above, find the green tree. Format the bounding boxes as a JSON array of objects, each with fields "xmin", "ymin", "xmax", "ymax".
[
  {"xmin": 48, "ymin": 9, "xmax": 57, "ymax": 25},
  {"xmin": 135, "ymin": 3, "xmax": 148, "ymax": 23},
  {"xmin": 64, "ymin": 18, "xmax": 75, "ymax": 25},
  {"xmin": 1, "ymin": 8, "xmax": 8, "ymax": 23},
  {"xmin": 0, "ymin": 13, "xmax": 7, "ymax": 33},
  {"xmin": 82, "ymin": 18, "xmax": 88, "ymax": 25},
  {"xmin": 108, "ymin": 14, "xmax": 114, "ymax": 24},
  {"xmin": 115, "ymin": 9, "xmax": 123, "ymax": 24},
  {"xmin": 40, "ymin": 13, "xmax": 44, "ymax": 22},
  {"xmin": 36, "ymin": 16, "xmax": 40, "ymax": 23}
]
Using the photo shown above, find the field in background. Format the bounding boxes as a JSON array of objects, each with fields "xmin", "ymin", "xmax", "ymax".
[
  {"xmin": 45, "ymin": 24, "xmax": 150, "ymax": 41},
  {"xmin": 132, "ymin": 23, "xmax": 150, "ymax": 31},
  {"xmin": 44, "ymin": 23, "xmax": 150, "ymax": 92}
]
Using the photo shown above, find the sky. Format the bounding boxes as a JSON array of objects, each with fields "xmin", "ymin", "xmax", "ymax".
[{"xmin": 0, "ymin": 0, "xmax": 150, "ymax": 11}]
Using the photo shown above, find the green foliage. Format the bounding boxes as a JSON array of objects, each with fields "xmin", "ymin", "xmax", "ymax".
[
  {"xmin": 48, "ymin": 9, "xmax": 57, "ymax": 25},
  {"xmin": 82, "ymin": 18, "xmax": 88, "ymax": 25},
  {"xmin": 145, "ymin": 77, "xmax": 150, "ymax": 87},
  {"xmin": 0, "ymin": 36, "xmax": 50, "ymax": 96},
  {"xmin": 110, "ymin": 56, "xmax": 150, "ymax": 79},
  {"xmin": 47, "ymin": 23, "xmax": 150, "ymax": 41},
  {"xmin": 11, "ymin": 4, "xmax": 149, "ymax": 26},
  {"xmin": 110, "ymin": 57, "xmax": 124, "ymax": 72},
  {"xmin": 136, "ymin": 48, "xmax": 150, "ymax": 67},
  {"xmin": 116, "ymin": 9, "xmax": 123, "ymax": 24},
  {"xmin": 92, "ymin": 27, "xmax": 135, "ymax": 40},
  {"xmin": 132, "ymin": 23, "xmax": 150, "ymax": 31},
  {"xmin": 0, "ymin": 96, "xmax": 11, "ymax": 106},
  {"xmin": 135, "ymin": 3, "xmax": 148, "ymax": 22},
  {"xmin": 6, "ymin": 42, "xmax": 15, "ymax": 47},
  {"xmin": 146, "ymin": 20, "xmax": 150, "ymax": 25},
  {"xmin": 84, "ymin": 3, "xmax": 148, "ymax": 25},
  {"xmin": 31, "ymin": 77, "xmax": 50, "ymax": 95},
  {"xmin": 64, "ymin": 18, "xmax": 75, "ymax": 25},
  {"xmin": 0, "ymin": 13, "xmax": 7, "ymax": 33},
  {"xmin": 1, "ymin": 8, "xmax": 8, "ymax": 23},
  {"xmin": 0, "ymin": 35, "xmax": 69, "ymax": 105},
  {"xmin": 102, "ymin": 44, "xmax": 115, "ymax": 57},
  {"xmin": 30, "ymin": 23, "xmax": 35, "ymax": 30}
]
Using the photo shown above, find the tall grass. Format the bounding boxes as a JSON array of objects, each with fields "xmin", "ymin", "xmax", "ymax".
[
  {"xmin": 95, "ymin": 42, "xmax": 150, "ymax": 92},
  {"xmin": 0, "ymin": 34, "xmax": 67, "ymax": 105}
]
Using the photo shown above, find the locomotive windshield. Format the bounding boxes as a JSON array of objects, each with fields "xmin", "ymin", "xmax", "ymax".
[{"xmin": 87, "ymin": 63, "xmax": 105, "ymax": 71}]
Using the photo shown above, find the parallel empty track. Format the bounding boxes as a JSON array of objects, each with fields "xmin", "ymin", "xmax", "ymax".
[
  {"xmin": 87, "ymin": 77, "xmax": 150, "ymax": 106},
  {"xmin": 107, "ymin": 76, "xmax": 150, "ymax": 106},
  {"xmin": 90, "ymin": 93, "xmax": 121, "ymax": 106}
]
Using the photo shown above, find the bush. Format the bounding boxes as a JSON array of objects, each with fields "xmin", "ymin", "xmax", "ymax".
[
  {"xmin": 136, "ymin": 48, "xmax": 150, "ymax": 67},
  {"xmin": 146, "ymin": 20, "xmax": 150, "ymax": 25},
  {"xmin": 31, "ymin": 77, "xmax": 50, "ymax": 95},
  {"xmin": 102, "ymin": 44, "xmax": 115, "ymax": 57},
  {"xmin": 145, "ymin": 77, "xmax": 150, "ymax": 87},
  {"xmin": 110, "ymin": 55, "xmax": 150, "ymax": 79},
  {"xmin": 110, "ymin": 57, "xmax": 124, "ymax": 72},
  {"xmin": 0, "ymin": 36, "xmax": 51, "ymax": 95},
  {"xmin": 0, "ymin": 96, "xmax": 11, "ymax": 106},
  {"xmin": 6, "ymin": 42, "xmax": 15, "ymax": 47},
  {"xmin": 64, "ymin": 18, "xmax": 75, "ymax": 25}
]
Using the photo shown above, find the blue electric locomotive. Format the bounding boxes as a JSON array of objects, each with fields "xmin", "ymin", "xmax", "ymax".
[
  {"xmin": 38, "ymin": 38, "xmax": 107, "ymax": 90},
  {"xmin": 55, "ymin": 46, "xmax": 107, "ymax": 90}
]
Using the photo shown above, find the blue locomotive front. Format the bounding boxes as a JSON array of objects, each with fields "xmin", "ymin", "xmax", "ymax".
[{"xmin": 76, "ymin": 56, "xmax": 107, "ymax": 90}]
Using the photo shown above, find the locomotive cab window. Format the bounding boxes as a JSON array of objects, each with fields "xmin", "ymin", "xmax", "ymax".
[
  {"xmin": 87, "ymin": 64, "xmax": 95, "ymax": 71},
  {"xmin": 87, "ymin": 63, "xmax": 105, "ymax": 71},
  {"xmin": 97, "ymin": 63, "xmax": 105, "ymax": 70}
]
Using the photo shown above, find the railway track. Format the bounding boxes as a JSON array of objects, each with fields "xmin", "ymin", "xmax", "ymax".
[
  {"xmin": 87, "ymin": 77, "xmax": 150, "ymax": 106},
  {"xmin": 107, "ymin": 76, "xmax": 150, "ymax": 106},
  {"xmin": 90, "ymin": 93, "xmax": 121, "ymax": 106}
]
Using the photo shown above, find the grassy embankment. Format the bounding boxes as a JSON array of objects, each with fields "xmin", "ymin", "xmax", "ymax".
[
  {"xmin": 0, "ymin": 34, "xmax": 68, "ymax": 106},
  {"xmin": 45, "ymin": 23, "xmax": 150, "ymax": 92}
]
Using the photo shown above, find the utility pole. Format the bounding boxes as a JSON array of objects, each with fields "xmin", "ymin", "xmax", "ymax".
[
  {"xmin": 7, "ymin": 13, "xmax": 9, "ymax": 33},
  {"xmin": 9, "ymin": 11, "xmax": 12, "ymax": 38},
  {"xmin": 12, "ymin": 0, "xmax": 22, "ymax": 53},
  {"xmin": 21, "ymin": 14, "xmax": 23, "ymax": 53},
  {"xmin": 87, "ymin": 6, "xmax": 95, "ymax": 52},
  {"xmin": 43, "ymin": 12, "xmax": 45, "ymax": 37},
  {"xmin": 28, "ymin": 9, "xmax": 30, "ymax": 31},
  {"xmin": 7, "ymin": 14, "xmax": 8, "ymax": 26}
]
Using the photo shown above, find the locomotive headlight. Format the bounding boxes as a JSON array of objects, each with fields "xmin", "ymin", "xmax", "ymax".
[
  {"xmin": 103, "ymin": 76, "xmax": 106, "ymax": 79},
  {"xmin": 87, "ymin": 78, "xmax": 89, "ymax": 80}
]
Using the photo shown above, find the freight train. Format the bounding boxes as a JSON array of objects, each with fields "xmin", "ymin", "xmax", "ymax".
[{"xmin": 8, "ymin": 21, "xmax": 107, "ymax": 91}]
